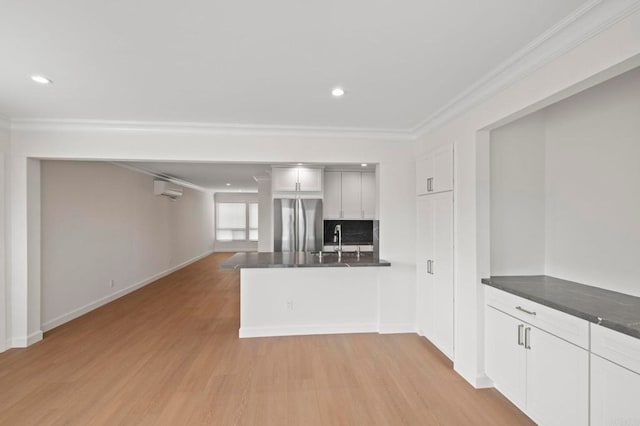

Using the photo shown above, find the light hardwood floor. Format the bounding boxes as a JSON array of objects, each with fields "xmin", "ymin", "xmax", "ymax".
[{"xmin": 0, "ymin": 253, "xmax": 533, "ymax": 425}]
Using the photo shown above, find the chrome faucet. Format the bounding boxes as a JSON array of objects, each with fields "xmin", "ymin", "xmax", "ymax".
[{"xmin": 333, "ymin": 224, "xmax": 342, "ymax": 260}]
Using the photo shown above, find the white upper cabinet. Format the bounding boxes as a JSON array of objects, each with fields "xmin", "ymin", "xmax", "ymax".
[
  {"xmin": 297, "ymin": 167, "xmax": 323, "ymax": 192},
  {"xmin": 324, "ymin": 171, "xmax": 342, "ymax": 219},
  {"xmin": 272, "ymin": 167, "xmax": 322, "ymax": 193},
  {"xmin": 361, "ymin": 172, "xmax": 376, "ymax": 219},
  {"xmin": 417, "ymin": 144, "xmax": 453, "ymax": 195},
  {"xmin": 324, "ymin": 171, "xmax": 376, "ymax": 219},
  {"xmin": 341, "ymin": 172, "xmax": 362, "ymax": 219}
]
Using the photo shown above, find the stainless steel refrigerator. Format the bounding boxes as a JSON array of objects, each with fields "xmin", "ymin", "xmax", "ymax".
[{"xmin": 274, "ymin": 198, "xmax": 323, "ymax": 252}]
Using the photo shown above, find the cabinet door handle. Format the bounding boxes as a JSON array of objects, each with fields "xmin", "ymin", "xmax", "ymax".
[
  {"xmin": 524, "ymin": 327, "xmax": 532, "ymax": 350},
  {"xmin": 516, "ymin": 306, "xmax": 537, "ymax": 316},
  {"xmin": 427, "ymin": 260, "xmax": 434, "ymax": 275},
  {"xmin": 517, "ymin": 324, "xmax": 524, "ymax": 346}
]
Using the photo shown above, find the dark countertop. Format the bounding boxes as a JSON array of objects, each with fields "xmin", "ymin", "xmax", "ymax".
[
  {"xmin": 482, "ymin": 275, "xmax": 640, "ymax": 339},
  {"xmin": 220, "ymin": 252, "xmax": 391, "ymax": 269}
]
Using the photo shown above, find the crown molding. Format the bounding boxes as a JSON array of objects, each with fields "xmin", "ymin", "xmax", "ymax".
[
  {"xmin": 6, "ymin": 1, "xmax": 640, "ymax": 141},
  {"xmin": 412, "ymin": 0, "xmax": 640, "ymax": 139},
  {"xmin": 10, "ymin": 118, "xmax": 412, "ymax": 141}
]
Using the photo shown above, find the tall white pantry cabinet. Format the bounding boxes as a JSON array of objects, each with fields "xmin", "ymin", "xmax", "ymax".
[{"xmin": 416, "ymin": 144, "xmax": 455, "ymax": 359}]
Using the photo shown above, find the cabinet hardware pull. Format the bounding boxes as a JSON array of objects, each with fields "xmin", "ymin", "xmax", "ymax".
[
  {"xmin": 517, "ymin": 324, "xmax": 524, "ymax": 346},
  {"xmin": 524, "ymin": 327, "xmax": 532, "ymax": 349},
  {"xmin": 426, "ymin": 260, "xmax": 431, "ymax": 275},
  {"xmin": 516, "ymin": 306, "xmax": 536, "ymax": 316}
]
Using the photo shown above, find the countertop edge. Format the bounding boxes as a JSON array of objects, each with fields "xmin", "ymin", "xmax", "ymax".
[
  {"xmin": 221, "ymin": 261, "xmax": 391, "ymax": 270},
  {"xmin": 482, "ymin": 278, "xmax": 640, "ymax": 340}
]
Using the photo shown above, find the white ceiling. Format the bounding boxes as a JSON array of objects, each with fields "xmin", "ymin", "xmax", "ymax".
[{"xmin": 0, "ymin": 0, "xmax": 586, "ymax": 131}]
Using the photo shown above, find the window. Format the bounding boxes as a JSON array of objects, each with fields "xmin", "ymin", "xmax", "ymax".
[{"xmin": 216, "ymin": 202, "xmax": 258, "ymax": 241}]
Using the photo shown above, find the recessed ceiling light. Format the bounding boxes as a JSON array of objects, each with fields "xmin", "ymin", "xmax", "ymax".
[
  {"xmin": 361, "ymin": 163, "xmax": 368, "ymax": 167},
  {"xmin": 296, "ymin": 163, "xmax": 303, "ymax": 166},
  {"xmin": 225, "ymin": 183, "xmax": 231, "ymax": 186},
  {"xmin": 31, "ymin": 75, "xmax": 52, "ymax": 85},
  {"xmin": 331, "ymin": 87, "xmax": 345, "ymax": 97}
]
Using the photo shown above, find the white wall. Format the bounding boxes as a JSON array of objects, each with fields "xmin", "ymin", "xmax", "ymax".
[
  {"xmin": 544, "ymin": 67, "xmax": 640, "ymax": 296},
  {"xmin": 7, "ymin": 129, "xmax": 416, "ymax": 348},
  {"xmin": 0, "ymin": 121, "xmax": 8, "ymax": 351},
  {"xmin": 490, "ymin": 67, "xmax": 640, "ymax": 297},
  {"xmin": 417, "ymin": 8, "xmax": 640, "ymax": 387},
  {"xmin": 213, "ymin": 192, "xmax": 258, "ymax": 252},
  {"xmin": 40, "ymin": 161, "xmax": 214, "ymax": 331},
  {"xmin": 490, "ymin": 111, "xmax": 546, "ymax": 275}
]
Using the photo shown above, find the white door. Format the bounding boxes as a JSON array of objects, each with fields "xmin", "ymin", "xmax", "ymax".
[
  {"xmin": 272, "ymin": 167, "xmax": 299, "ymax": 192},
  {"xmin": 591, "ymin": 354, "xmax": 640, "ymax": 426},
  {"xmin": 432, "ymin": 144, "xmax": 453, "ymax": 193},
  {"xmin": 485, "ymin": 306, "xmax": 526, "ymax": 410},
  {"xmin": 361, "ymin": 172, "xmax": 376, "ymax": 219},
  {"xmin": 341, "ymin": 172, "xmax": 362, "ymax": 219},
  {"xmin": 526, "ymin": 325, "xmax": 589, "ymax": 426},
  {"xmin": 416, "ymin": 196, "xmax": 434, "ymax": 337},
  {"xmin": 297, "ymin": 167, "xmax": 322, "ymax": 192},
  {"xmin": 432, "ymin": 192, "xmax": 454, "ymax": 358},
  {"xmin": 324, "ymin": 171, "xmax": 342, "ymax": 219},
  {"xmin": 416, "ymin": 156, "xmax": 432, "ymax": 195}
]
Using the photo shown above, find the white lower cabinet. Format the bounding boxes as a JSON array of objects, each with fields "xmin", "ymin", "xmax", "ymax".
[
  {"xmin": 591, "ymin": 354, "xmax": 640, "ymax": 425},
  {"xmin": 590, "ymin": 324, "xmax": 640, "ymax": 426},
  {"xmin": 485, "ymin": 305, "xmax": 589, "ymax": 425},
  {"xmin": 526, "ymin": 325, "xmax": 589, "ymax": 426},
  {"xmin": 486, "ymin": 306, "xmax": 526, "ymax": 409},
  {"xmin": 416, "ymin": 192, "xmax": 454, "ymax": 359}
]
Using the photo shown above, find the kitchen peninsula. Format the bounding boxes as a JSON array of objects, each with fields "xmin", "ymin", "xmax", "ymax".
[{"xmin": 221, "ymin": 252, "xmax": 391, "ymax": 338}]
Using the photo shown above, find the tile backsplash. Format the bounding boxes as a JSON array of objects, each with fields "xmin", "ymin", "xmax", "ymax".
[{"xmin": 324, "ymin": 220, "xmax": 374, "ymax": 246}]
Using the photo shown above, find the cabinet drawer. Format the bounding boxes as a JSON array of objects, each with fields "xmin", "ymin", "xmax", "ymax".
[
  {"xmin": 591, "ymin": 324, "xmax": 640, "ymax": 374},
  {"xmin": 485, "ymin": 286, "xmax": 589, "ymax": 349}
]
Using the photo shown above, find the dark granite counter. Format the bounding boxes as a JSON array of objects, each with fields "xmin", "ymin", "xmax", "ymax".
[
  {"xmin": 220, "ymin": 252, "xmax": 391, "ymax": 269},
  {"xmin": 482, "ymin": 275, "xmax": 640, "ymax": 339}
]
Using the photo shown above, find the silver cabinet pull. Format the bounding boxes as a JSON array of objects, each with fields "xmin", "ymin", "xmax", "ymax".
[
  {"xmin": 517, "ymin": 324, "xmax": 524, "ymax": 346},
  {"xmin": 426, "ymin": 260, "xmax": 434, "ymax": 275},
  {"xmin": 427, "ymin": 177, "xmax": 434, "ymax": 192},
  {"xmin": 524, "ymin": 327, "xmax": 532, "ymax": 349},
  {"xmin": 516, "ymin": 306, "xmax": 536, "ymax": 316}
]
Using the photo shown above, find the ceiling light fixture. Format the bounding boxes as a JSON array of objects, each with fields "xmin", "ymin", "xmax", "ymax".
[
  {"xmin": 296, "ymin": 163, "xmax": 303, "ymax": 166},
  {"xmin": 225, "ymin": 183, "xmax": 231, "ymax": 186},
  {"xmin": 361, "ymin": 163, "xmax": 368, "ymax": 167},
  {"xmin": 31, "ymin": 75, "xmax": 52, "ymax": 85},
  {"xmin": 331, "ymin": 87, "xmax": 345, "ymax": 97}
]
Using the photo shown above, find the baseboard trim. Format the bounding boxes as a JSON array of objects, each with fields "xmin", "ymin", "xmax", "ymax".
[
  {"xmin": 239, "ymin": 323, "xmax": 379, "ymax": 338},
  {"xmin": 474, "ymin": 373, "xmax": 494, "ymax": 389},
  {"xmin": 378, "ymin": 323, "xmax": 416, "ymax": 334},
  {"xmin": 41, "ymin": 250, "xmax": 214, "ymax": 332},
  {"xmin": 10, "ymin": 330, "xmax": 43, "ymax": 348},
  {"xmin": 453, "ymin": 364, "xmax": 495, "ymax": 389}
]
